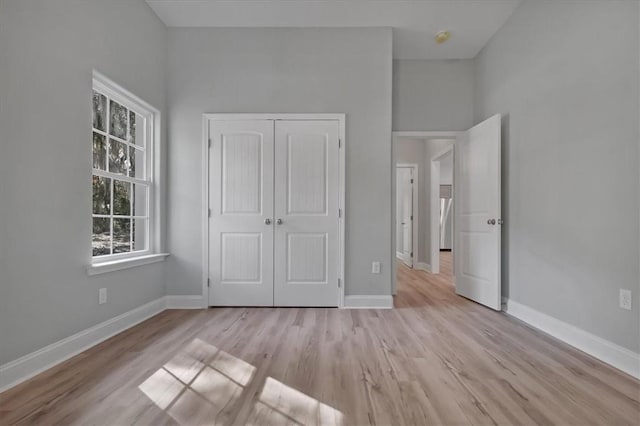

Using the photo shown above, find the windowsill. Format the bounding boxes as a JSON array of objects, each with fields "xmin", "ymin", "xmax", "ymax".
[{"xmin": 87, "ymin": 253, "xmax": 170, "ymax": 276}]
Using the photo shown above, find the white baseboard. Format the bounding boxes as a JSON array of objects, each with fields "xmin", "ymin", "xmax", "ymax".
[
  {"xmin": 166, "ymin": 295, "xmax": 206, "ymax": 309},
  {"xmin": 503, "ymin": 298, "xmax": 640, "ymax": 379},
  {"xmin": 6, "ymin": 293, "xmax": 635, "ymax": 396},
  {"xmin": 344, "ymin": 295, "xmax": 393, "ymax": 309},
  {"xmin": 0, "ymin": 294, "xmax": 210, "ymax": 394},
  {"xmin": 396, "ymin": 252, "xmax": 412, "ymax": 264},
  {"xmin": 0, "ymin": 297, "xmax": 167, "ymax": 394},
  {"xmin": 416, "ymin": 262, "xmax": 432, "ymax": 273}
]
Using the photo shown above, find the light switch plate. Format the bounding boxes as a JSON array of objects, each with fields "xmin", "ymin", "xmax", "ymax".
[
  {"xmin": 99, "ymin": 288, "xmax": 107, "ymax": 305},
  {"xmin": 372, "ymin": 262, "xmax": 381, "ymax": 274}
]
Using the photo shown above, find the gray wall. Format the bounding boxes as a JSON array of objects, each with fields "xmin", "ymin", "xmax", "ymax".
[
  {"xmin": 166, "ymin": 28, "xmax": 393, "ymax": 297},
  {"xmin": 0, "ymin": 0, "xmax": 167, "ymax": 364},
  {"xmin": 393, "ymin": 59, "xmax": 474, "ymax": 131},
  {"xmin": 440, "ymin": 152, "xmax": 453, "ymax": 185},
  {"xmin": 475, "ymin": 0, "xmax": 640, "ymax": 352}
]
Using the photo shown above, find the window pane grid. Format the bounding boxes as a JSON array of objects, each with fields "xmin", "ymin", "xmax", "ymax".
[
  {"xmin": 110, "ymin": 174, "xmax": 114, "ymax": 254},
  {"xmin": 106, "ymin": 96, "xmax": 111, "ymax": 181},
  {"xmin": 92, "ymin": 85, "xmax": 152, "ymax": 258},
  {"xmin": 92, "ymin": 214, "xmax": 149, "ymax": 218},
  {"xmin": 91, "ymin": 178, "xmax": 150, "ymax": 256},
  {"xmin": 92, "ymin": 128, "xmax": 143, "ymax": 149},
  {"xmin": 91, "ymin": 169, "xmax": 149, "ymax": 186},
  {"xmin": 91, "ymin": 92, "xmax": 147, "ymax": 180}
]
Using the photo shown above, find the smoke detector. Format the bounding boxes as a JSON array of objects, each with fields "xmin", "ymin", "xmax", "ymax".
[{"xmin": 435, "ymin": 30, "xmax": 451, "ymax": 44}]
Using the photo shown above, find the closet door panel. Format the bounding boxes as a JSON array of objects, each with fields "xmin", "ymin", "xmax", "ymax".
[
  {"xmin": 208, "ymin": 120, "xmax": 274, "ymax": 306},
  {"xmin": 274, "ymin": 120, "xmax": 340, "ymax": 307}
]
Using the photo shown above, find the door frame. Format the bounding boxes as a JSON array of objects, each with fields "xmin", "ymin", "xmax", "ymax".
[
  {"xmin": 202, "ymin": 113, "xmax": 347, "ymax": 308},
  {"xmin": 395, "ymin": 163, "xmax": 418, "ymax": 268},
  {"xmin": 392, "ymin": 131, "xmax": 461, "ymax": 295},
  {"xmin": 430, "ymin": 145, "xmax": 455, "ymax": 275}
]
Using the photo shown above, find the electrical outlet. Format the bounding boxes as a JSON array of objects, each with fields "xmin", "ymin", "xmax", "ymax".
[
  {"xmin": 619, "ymin": 289, "xmax": 631, "ymax": 310},
  {"xmin": 371, "ymin": 262, "xmax": 381, "ymax": 274},
  {"xmin": 99, "ymin": 288, "xmax": 107, "ymax": 305}
]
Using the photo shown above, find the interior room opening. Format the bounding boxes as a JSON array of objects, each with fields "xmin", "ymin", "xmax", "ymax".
[{"xmin": 392, "ymin": 134, "xmax": 457, "ymax": 303}]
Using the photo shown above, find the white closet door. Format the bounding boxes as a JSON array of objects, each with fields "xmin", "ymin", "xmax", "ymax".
[
  {"xmin": 208, "ymin": 120, "xmax": 274, "ymax": 306},
  {"xmin": 274, "ymin": 120, "xmax": 340, "ymax": 307}
]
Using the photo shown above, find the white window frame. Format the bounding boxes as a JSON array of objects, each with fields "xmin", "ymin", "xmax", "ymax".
[{"xmin": 89, "ymin": 71, "xmax": 166, "ymax": 274}]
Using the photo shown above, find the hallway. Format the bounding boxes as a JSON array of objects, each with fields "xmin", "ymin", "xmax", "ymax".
[{"xmin": 395, "ymin": 251, "xmax": 452, "ymax": 308}]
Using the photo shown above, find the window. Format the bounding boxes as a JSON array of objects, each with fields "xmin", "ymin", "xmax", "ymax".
[{"xmin": 91, "ymin": 73, "xmax": 158, "ymax": 262}]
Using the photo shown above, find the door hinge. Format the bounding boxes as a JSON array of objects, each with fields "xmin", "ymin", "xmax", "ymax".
[
  {"xmin": 208, "ymin": 138, "xmax": 212, "ymax": 148},
  {"xmin": 410, "ymin": 252, "xmax": 413, "ymax": 257},
  {"xmin": 207, "ymin": 278, "xmax": 210, "ymax": 287},
  {"xmin": 338, "ymin": 278, "xmax": 341, "ymax": 288},
  {"xmin": 410, "ymin": 215, "xmax": 413, "ymax": 221},
  {"xmin": 338, "ymin": 139, "xmax": 342, "ymax": 149},
  {"xmin": 410, "ymin": 178, "xmax": 414, "ymax": 184},
  {"xmin": 338, "ymin": 208, "xmax": 342, "ymax": 218},
  {"xmin": 208, "ymin": 208, "xmax": 212, "ymax": 217}
]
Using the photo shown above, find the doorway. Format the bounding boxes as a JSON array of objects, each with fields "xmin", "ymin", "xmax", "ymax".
[
  {"xmin": 392, "ymin": 115, "xmax": 503, "ymax": 311},
  {"xmin": 203, "ymin": 114, "xmax": 346, "ymax": 307},
  {"xmin": 391, "ymin": 133, "xmax": 458, "ymax": 295}
]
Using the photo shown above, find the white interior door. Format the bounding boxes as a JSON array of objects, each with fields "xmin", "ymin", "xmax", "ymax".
[
  {"xmin": 208, "ymin": 120, "xmax": 274, "ymax": 306},
  {"xmin": 396, "ymin": 167, "xmax": 413, "ymax": 267},
  {"xmin": 273, "ymin": 120, "xmax": 340, "ymax": 307},
  {"xmin": 454, "ymin": 114, "xmax": 502, "ymax": 310}
]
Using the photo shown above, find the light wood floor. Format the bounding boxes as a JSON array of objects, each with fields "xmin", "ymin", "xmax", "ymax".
[{"xmin": 1, "ymin": 255, "xmax": 639, "ymax": 425}]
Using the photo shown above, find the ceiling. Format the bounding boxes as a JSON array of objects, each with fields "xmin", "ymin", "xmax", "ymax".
[{"xmin": 146, "ymin": 0, "xmax": 522, "ymax": 59}]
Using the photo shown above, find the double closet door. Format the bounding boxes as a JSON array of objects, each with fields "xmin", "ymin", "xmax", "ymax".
[{"xmin": 208, "ymin": 118, "xmax": 340, "ymax": 307}]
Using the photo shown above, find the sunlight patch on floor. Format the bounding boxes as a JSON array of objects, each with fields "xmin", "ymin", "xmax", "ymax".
[
  {"xmin": 252, "ymin": 377, "xmax": 344, "ymax": 425},
  {"xmin": 138, "ymin": 338, "xmax": 343, "ymax": 425},
  {"xmin": 138, "ymin": 338, "xmax": 255, "ymax": 424}
]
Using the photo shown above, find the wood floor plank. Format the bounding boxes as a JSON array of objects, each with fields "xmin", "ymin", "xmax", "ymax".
[{"xmin": 1, "ymin": 253, "xmax": 638, "ymax": 425}]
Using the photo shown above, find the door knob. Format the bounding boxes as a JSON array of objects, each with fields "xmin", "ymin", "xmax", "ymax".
[
  {"xmin": 487, "ymin": 219, "xmax": 496, "ymax": 225},
  {"xmin": 264, "ymin": 218, "xmax": 271, "ymax": 225},
  {"xmin": 276, "ymin": 218, "xmax": 283, "ymax": 225}
]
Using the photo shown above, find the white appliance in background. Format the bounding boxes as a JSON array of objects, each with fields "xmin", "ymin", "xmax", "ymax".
[{"xmin": 440, "ymin": 185, "xmax": 453, "ymax": 250}]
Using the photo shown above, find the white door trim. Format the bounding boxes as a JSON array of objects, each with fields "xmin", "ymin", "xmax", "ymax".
[
  {"xmin": 430, "ymin": 145, "xmax": 455, "ymax": 274},
  {"xmin": 202, "ymin": 114, "xmax": 346, "ymax": 308},
  {"xmin": 396, "ymin": 163, "xmax": 418, "ymax": 268},
  {"xmin": 393, "ymin": 131, "xmax": 460, "ymax": 139}
]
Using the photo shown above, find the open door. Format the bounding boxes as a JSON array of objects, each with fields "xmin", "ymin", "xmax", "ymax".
[
  {"xmin": 454, "ymin": 114, "xmax": 502, "ymax": 310},
  {"xmin": 396, "ymin": 167, "xmax": 414, "ymax": 267}
]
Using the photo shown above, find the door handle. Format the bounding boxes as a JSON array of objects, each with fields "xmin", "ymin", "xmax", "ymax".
[
  {"xmin": 276, "ymin": 218, "xmax": 283, "ymax": 225},
  {"xmin": 487, "ymin": 219, "xmax": 496, "ymax": 225},
  {"xmin": 264, "ymin": 218, "xmax": 272, "ymax": 225}
]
